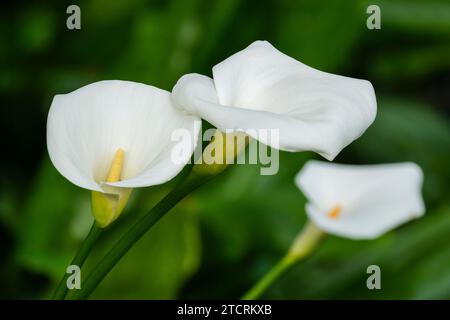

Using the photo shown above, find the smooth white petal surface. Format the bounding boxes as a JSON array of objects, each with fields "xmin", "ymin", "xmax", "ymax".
[
  {"xmin": 295, "ymin": 161, "xmax": 425, "ymax": 239},
  {"xmin": 172, "ymin": 41, "xmax": 377, "ymax": 160},
  {"xmin": 47, "ymin": 80, "xmax": 200, "ymax": 192}
]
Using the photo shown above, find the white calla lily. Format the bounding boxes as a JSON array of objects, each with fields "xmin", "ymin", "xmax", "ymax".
[
  {"xmin": 47, "ymin": 80, "xmax": 200, "ymax": 227},
  {"xmin": 172, "ymin": 40, "xmax": 377, "ymax": 160},
  {"xmin": 295, "ymin": 160, "xmax": 425, "ymax": 239}
]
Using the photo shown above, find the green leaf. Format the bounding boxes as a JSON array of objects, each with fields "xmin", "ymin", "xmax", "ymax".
[
  {"xmin": 375, "ymin": 0, "xmax": 450, "ymax": 35},
  {"xmin": 16, "ymin": 157, "xmax": 201, "ymax": 299},
  {"xmin": 16, "ymin": 158, "xmax": 84, "ymax": 279},
  {"xmin": 88, "ymin": 199, "xmax": 201, "ymax": 299},
  {"xmin": 371, "ymin": 45, "xmax": 450, "ymax": 82},
  {"xmin": 275, "ymin": 0, "xmax": 366, "ymax": 71}
]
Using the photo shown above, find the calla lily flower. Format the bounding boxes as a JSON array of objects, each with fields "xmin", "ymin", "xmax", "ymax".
[
  {"xmin": 171, "ymin": 41, "xmax": 377, "ymax": 160},
  {"xmin": 295, "ymin": 160, "xmax": 425, "ymax": 239},
  {"xmin": 47, "ymin": 80, "xmax": 200, "ymax": 227}
]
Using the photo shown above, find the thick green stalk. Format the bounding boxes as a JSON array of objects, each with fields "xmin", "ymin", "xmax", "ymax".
[
  {"xmin": 52, "ymin": 222, "xmax": 102, "ymax": 299},
  {"xmin": 70, "ymin": 170, "xmax": 212, "ymax": 300},
  {"xmin": 69, "ymin": 129, "xmax": 246, "ymax": 299},
  {"xmin": 242, "ymin": 222, "xmax": 325, "ymax": 300}
]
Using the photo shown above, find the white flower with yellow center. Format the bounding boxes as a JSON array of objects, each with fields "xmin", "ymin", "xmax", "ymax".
[
  {"xmin": 172, "ymin": 41, "xmax": 377, "ymax": 160},
  {"xmin": 47, "ymin": 80, "xmax": 200, "ymax": 227},
  {"xmin": 295, "ymin": 160, "xmax": 425, "ymax": 239}
]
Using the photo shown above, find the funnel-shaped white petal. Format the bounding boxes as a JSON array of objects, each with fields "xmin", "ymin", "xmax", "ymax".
[
  {"xmin": 172, "ymin": 41, "xmax": 376, "ymax": 160},
  {"xmin": 47, "ymin": 80, "xmax": 200, "ymax": 193},
  {"xmin": 295, "ymin": 161, "xmax": 425, "ymax": 239}
]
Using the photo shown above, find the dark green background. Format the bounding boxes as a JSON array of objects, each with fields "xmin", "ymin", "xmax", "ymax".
[{"xmin": 1, "ymin": 0, "xmax": 449, "ymax": 299}]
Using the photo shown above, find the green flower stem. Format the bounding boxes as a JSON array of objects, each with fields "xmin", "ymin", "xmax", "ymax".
[
  {"xmin": 242, "ymin": 221, "xmax": 325, "ymax": 300},
  {"xmin": 70, "ymin": 169, "xmax": 214, "ymax": 300},
  {"xmin": 241, "ymin": 253, "xmax": 297, "ymax": 301},
  {"xmin": 68, "ymin": 129, "xmax": 246, "ymax": 299},
  {"xmin": 52, "ymin": 222, "xmax": 103, "ymax": 300}
]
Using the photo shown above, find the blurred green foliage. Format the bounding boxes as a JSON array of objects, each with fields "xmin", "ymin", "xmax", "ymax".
[{"xmin": 0, "ymin": 0, "xmax": 449, "ymax": 299}]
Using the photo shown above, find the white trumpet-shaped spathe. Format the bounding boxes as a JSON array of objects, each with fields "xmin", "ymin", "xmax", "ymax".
[
  {"xmin": 172, "ymin": 41, "xmax": 377, "ymax": 160},
  {"xmin": 47, "ymin": 80, "xmax": 200, "ymax": 226},
  {"xmin": 295, "ymin": 161, "xmax": 425, "ymax": 239}
]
